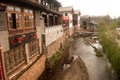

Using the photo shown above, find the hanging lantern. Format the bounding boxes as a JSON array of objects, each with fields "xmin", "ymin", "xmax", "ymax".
[
  {"xmin": 32, "ymin": 34, "xmax": 37, "ymax": 38},
  {"xmin": 17, "ymin": 37, "xmax": 23, "ymax": 43}
]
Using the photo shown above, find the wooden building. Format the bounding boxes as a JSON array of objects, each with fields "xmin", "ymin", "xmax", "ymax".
[
  {"xmin": 59, "ymin": 6, "xmax": 74, "ymax": 37},
  {"xmin": 73, "ymin": 10, "xmax": 81, "ymax": 31},
  {"xmin": 0, "ymin": 0, "xmax": 63, "ymax": 80}
]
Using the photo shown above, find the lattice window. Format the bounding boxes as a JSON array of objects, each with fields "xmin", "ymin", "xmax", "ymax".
[
  {"xmin": 28, "ymin": 39, "xmax": 39, "ymax": 57},
  {"xmin": 24, "ymin": 9, "xmax": 34, "ymax": 28},
  {"xmin": 7, "ymin": 6, "xmax": 34, "ymax": 30},
  {"xmin": 4, "ymin": 44, "xmax": 26, "ymax": 73},
  {"xmin": 7, "ymin": 6, "xmax": 23, "ymax": 30}
]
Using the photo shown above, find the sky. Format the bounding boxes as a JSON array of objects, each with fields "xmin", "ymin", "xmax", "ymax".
[{"xmin": 58, "ymin": 0, "xmax": 120, "ymax": 18}]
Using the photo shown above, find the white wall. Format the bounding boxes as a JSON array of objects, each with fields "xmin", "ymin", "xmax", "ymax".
[
  {"xmin": 45, "ymin": 25, "xmax": 63, "ymax": 46},
  {"xmin": 78, "ymin": 15, "xmax": 80, "ymax": 27},
  {"xmin": 69, "ymin": 13, "xmax": 73, "ymax": 27},
  {"xmin": 0, "ymin": 31, "xmax": 10, "ymax": 52}
]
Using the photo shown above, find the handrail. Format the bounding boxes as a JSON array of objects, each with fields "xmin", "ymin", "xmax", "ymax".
[{"xmin": 45, "ymin": 25, "xmax": 63, "ymax": 33}]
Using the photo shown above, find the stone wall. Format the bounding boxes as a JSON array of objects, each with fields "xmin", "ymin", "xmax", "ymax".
[
  {"xmin": 18, "ymin": 54, "xmax": 46, "ymax": 80},
  {"xmin": 47, "ymin": 36, "xmax": 63, "ymax": 58}
]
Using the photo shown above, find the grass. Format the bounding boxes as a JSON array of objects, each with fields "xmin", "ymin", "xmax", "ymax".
[
  {"xmin": 97, "ymin": 18, "xmax": 120, "ymax": 78},
  {"xmin": 92, "ymin": 46, "xmax": 103, "ymax": 57},
  {"xmin": 49, "ymin": 49, "xmax": 63, "ymax": 68}
]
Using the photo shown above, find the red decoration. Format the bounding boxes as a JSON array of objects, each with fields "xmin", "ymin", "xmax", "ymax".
[
  {"xmin": 11, "ymin": 40, "xmax": 16, "ymax": 44},
  {"xmin": 17, "ymin": 37, "xmax": 23, "ymax": 43},
  {"xmin": 0, "ymin": 65, "xmax": 2, "ymax": 79},
  {"xmin": 62, "ymin": 16, "xmax": 69, "ymax": 20},
  {"xmin": 32, "ymin": 34, "xmax": 37, "ymax": 38}
]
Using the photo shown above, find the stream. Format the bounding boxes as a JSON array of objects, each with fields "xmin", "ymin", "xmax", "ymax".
[{"xmin": 72, "ymin": 38, "xmax": 118, "ymax": 80}]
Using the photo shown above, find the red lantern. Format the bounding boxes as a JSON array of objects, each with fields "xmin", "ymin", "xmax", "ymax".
[
  {"xmin": 32, "ymin": 34, "xmax": 37, "ymax": 38},
  {"xmin": 17, "ymin": 37, "xmax": 23, "ymax": 43}
]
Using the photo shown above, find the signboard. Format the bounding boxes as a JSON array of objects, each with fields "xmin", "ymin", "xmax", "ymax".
[{"xmin": 0, "ymin": 12, "xmax": 7, "ymax": 31}]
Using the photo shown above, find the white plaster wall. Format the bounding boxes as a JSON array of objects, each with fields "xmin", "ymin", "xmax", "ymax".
[
  {"xmin": 45, "ymin": 25, "xmax": 63, "ymax": 46},
  {"xmin": 0, "ymin": 31, "xmax": 9, "ymax": 52},
  {"xmin": 78, "ymin": 16, "xmax": 80, "ymax": 27},
  {"xmin": 69, "ymin": 13, "xmax": 73, "ymax": 28}
]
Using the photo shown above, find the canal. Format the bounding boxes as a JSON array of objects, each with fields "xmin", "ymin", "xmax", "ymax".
[{"xmin": 72, "ymin": 37, "xmax": 118, "ymax": 80}]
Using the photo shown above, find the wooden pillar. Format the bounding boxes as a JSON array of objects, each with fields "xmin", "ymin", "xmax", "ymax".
[
  {"xmin": 47, "ymin": 14, "xmax": 49, "ymax": 27},
  {"xmin": 53, "ymin": 15, "xmax": 55, "ymax": 25},
  {"xmin": 25, "ymin": 43, "xmax": 29, "ymax": 64}
]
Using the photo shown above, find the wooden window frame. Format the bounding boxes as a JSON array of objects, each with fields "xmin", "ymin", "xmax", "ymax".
[
  {"xmin": 6, "ymin": 5, "xmax": 34, "ymax": 32},
  {"xmin": 4, "ymin": 44, "xmax": 26, "ymax": 74},
  {"xmin": 23, "ymin": 13, "xmax": 34, "ymax": 28},
  {"xmin": 7, "ymin": 10, "xmax": 23, "ymax": 30},
  {"xmin": 28, "ymin": 39, "xmax": 39, "ymax": 58}
]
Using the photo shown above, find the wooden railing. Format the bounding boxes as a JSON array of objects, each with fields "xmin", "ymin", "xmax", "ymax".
[{"xmin": 45, "ymin": 25, "xmax": 62, "ymax": 33}]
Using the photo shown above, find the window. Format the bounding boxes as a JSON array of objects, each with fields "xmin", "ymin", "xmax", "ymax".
[
  {"xmin": 55, "ymin": 17, "xmax": 58, "ymax": 25},
  {"xmin": 7, "ymin": 13, "xmax": 14, "ymax": 29},
  {"xmin": 16, "ymin": 14, "xmax": 23, "ymax": 28},
  {"xmin": 49, "ymin": 16, "xmax": 53, "ymax": 26},
  {"xmin": 7, "ymin": 6, "xmax": 34, "ymax": 30},
  {"xmin": 24, "ymin": 9, "xmax": 34, "ymax": 28},
  {"xmin": 28, "ymin": 39, "xmax": 39, "ymax": 57},
  {"xmin": 7, "ymin": 6, "xmax": 23, "ymax": 30},
  {"xmin": 42, "ymin": 14, "xmax": 47, "ymax": 27},
  {"xmin": 7, "ymin": 6, "xmax": 14, "ymax": 11},
  {"xmin": 4, "ymin": 44, "xmax": 25, "ymax": 73},
  {"xmin": 65, "ymin": 13, "xmax": 68, "ymax": 16},
  {"xmin": 7, "ymin": 13, "xmax": 23, "ymax": 29}
]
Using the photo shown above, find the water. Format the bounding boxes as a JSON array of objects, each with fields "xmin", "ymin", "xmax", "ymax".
[{"xmin": 72, "ymin": 38, "xmax": 117, "ymax": 80}]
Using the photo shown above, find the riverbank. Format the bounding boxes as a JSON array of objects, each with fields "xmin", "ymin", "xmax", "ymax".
[
  {"xmin": 58, "ymin": 57, "xmax": 88, "ymax": 80},
  {"xmin": 38, "ymin": 37, "xmax": 89, "ymax": 80},
  {"xmin": 73, "ymin": 37, "xmax": 118, "ymax": 80}
]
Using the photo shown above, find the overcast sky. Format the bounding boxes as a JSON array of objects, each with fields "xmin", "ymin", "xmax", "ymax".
[{"xmin": 58, "ymin": 0, "xmax": 120, "ymax": 18}]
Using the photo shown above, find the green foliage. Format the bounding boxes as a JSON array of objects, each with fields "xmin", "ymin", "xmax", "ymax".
[
  {"xmin": 92, "ymin": 46, "xmax": 103, "ymax": 57},
  {"xmin": 50, "ymin": 49, "xmax": 63, "ymax": 66},
  {"xmin": 97, "ymin": 19, "xmax": 120, "ymax": 76}
]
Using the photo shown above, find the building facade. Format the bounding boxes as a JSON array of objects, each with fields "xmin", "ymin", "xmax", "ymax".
[
  {"xmin": 59, "ymin": 6, "xmax": 74, "ymax": 36},
  {"xmin": 59, "ymin": 7, "xmax": 81, "ymax": 37},
  {"xmin": 0, "ymin": 0, "xmax": 63, "ymax": 80},
  {"xmin": 73, "ymin": 10, "xmax": 81, "ymax": 31}
]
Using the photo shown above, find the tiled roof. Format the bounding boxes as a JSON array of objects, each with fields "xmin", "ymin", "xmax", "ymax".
[
  {"xmin": 74, "ymin": 10, "xmax": 81, "ymax": 15},
  {"xmin": 59, "ymin": 6, "xmax": 73, "ymax": 12}
]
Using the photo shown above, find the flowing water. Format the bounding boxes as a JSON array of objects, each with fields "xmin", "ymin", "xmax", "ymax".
[{"xmin": 72, "ymin": 38, "xmax": 117, "ymax": 80}]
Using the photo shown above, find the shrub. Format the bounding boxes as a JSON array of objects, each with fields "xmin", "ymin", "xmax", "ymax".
[{"xmin": 98, "ymin": 19, "xmax": 120, "ymax": 77}]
